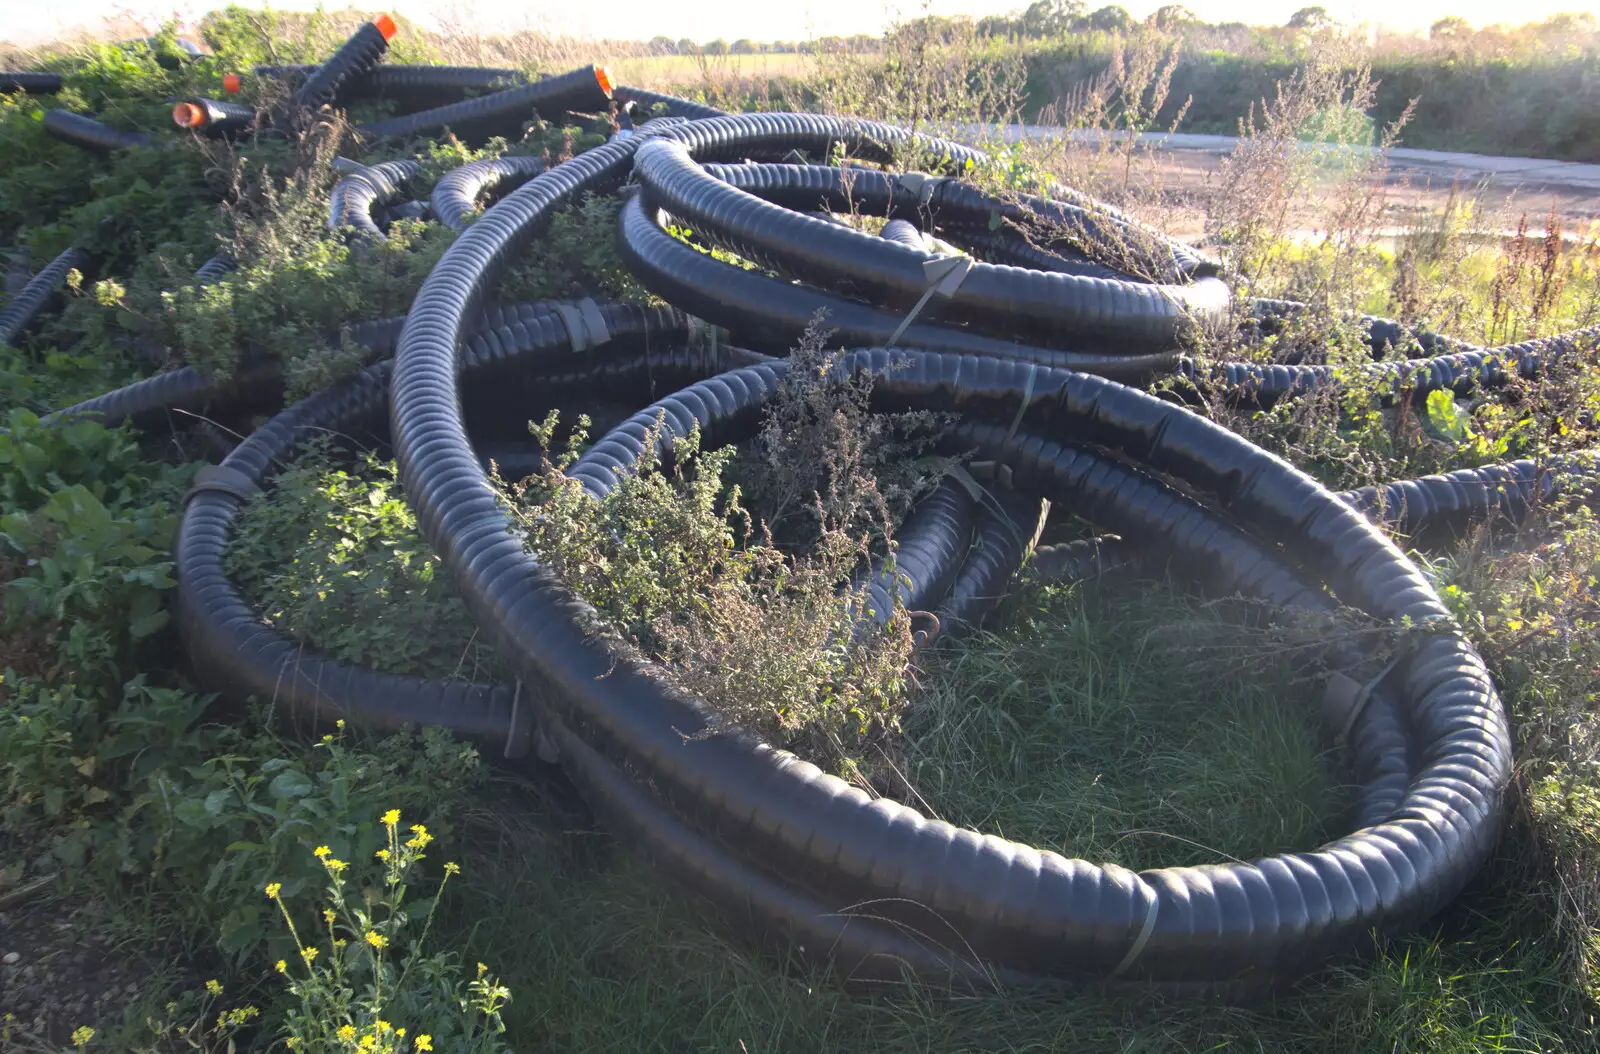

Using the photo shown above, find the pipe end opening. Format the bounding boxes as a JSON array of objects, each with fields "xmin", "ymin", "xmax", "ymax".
[{"xmin": 172, "ymin": 101, "xmax": 205, "ymax": 129}]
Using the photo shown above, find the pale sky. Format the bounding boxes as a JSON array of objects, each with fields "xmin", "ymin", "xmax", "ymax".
[{"xmin": 5, "ymin": 0, "xmax": 1597, "ymax": 47}]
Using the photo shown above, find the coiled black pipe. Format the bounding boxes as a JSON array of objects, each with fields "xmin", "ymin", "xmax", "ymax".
[
  {"xmin": 41, "ymin": 109, "xmax": 155, "ymax": 152},
  {"xmin": 289, "ymin": 17, "xmax": 394, "ymax": 114},
  {"xmin": 395, "ymin": 333, "xmax": 1511, "ymax": 995},
  {"xmin": 1182, "ymin": 323, "xmax": 1600, "ymax": 407},
  {"xmin": 941, "ymin": 225, "xmax": 1139, "ymax": 282},
  {"xmin": 618, "ymin": 194, "xmax": 1175, "ymax": 383},
  {"xmin": 356, "ymin": 65, "xmax": 612, "ymax": 145},
  {"xmin": 40, "ymin": 298, "xmax": 591, "ymax": 433},
  {"xmin": 388, "ymin": 108, "xmax": 1511, "ymax": 991},
  {"xmin": 174, "ymin": 301, "xmax": 758, "ymax": 757},
  {"xmin": 0, "ymin": 247, "xmax": 92, "ymax": 348},
  {"xmin": 612, "ymin": 85, "xmax": 728, "ymax": 121},
  {"xmin": 1028, "ymin": 451, "xmax": 1600, "ymax": 587},
  {"xmin": 431, "ymin": 155, "xmax": 547, "ymax": 230},
  {"xmin": 635, "ymin": 145, "xmax": 1228, "ymax": 351},
  {"xmin": 1, "ymin": 71, "xmax": 62, "ymax": 94},
  {"xmin": 328, "ymin": 159, "xmax": 422, "ymax": 242},
  {"xmin": 879, "ymin": 217, "xmax": 926, "ymax": 249}
]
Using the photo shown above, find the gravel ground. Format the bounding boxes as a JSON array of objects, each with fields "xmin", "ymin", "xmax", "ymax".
[{"xmin": 0, "ymin": 867, "xmax": 170, "ymax": 1048}]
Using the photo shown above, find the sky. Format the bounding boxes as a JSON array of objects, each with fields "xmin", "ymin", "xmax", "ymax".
[{"xmin": 5, "ymin": 0, "xmax": 1597, "ymax": 47}]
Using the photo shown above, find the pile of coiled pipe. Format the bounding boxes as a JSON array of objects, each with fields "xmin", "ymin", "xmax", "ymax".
[
  {"xmin": 347, "ymin": 106, "xmax": 1530, "ymax": 995},
  {"xmin": 173, "ymin": 299, "xmax": 768, "ymax": 760},
  {"xmin": 13, "ymin": 84, "xmax": 1594, "ymax": 993}
]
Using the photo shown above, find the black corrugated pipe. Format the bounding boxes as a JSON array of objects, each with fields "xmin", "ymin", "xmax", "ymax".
[
  {"xmin": 1180, "ymin": 322, "xmax": 1600, "ymax": 407},
  {"xmin": 38, "ymin": 299, "xmax": 582, "ymax": 434},
  {"xmin": 356, "ymin": 65, "xmax": 613, "ymax": 145},
  {"xmin": 289, "ymin": 15, "xmax": 396, "ymax": 114},
  {"xmin": 41, "ymin": 109, "xmax": 155, "ymax": 152},
  {"xmin": 328, "ymin": 159, "xmax": 422, "ymax": 242},
  {"xmin": 879, "ymin": 217, "xmax": 927, "ymax": 249},
  {"xmin": 388, "ymin": 117, "xmax": 1510, "ymax": 993},
  {"xmin": 171, "ymin": 96, "xmax": 255, "ymax": 138},
  {"xmin": 175, "ymin": 300, "xmax": 761, "ymax": 758},
  {"xmin": 0, "ymin": 247, "xmax": 92, "ymax": 348},
  {"xmin": 633, "ymin": 142, "xmax": 1229, "ymax": 352},
  {"xmin": 611, "ymin": 85, "xmax": 728, "ymax": 121},
  {"xmin": 193, "ymin": 254, "xmax": 238, "ymax": 286},
  {"xmin": 1026, "ymin": 451, "xmax": 1600, "ymax": 587},
  {"xmin": 1, "ymin": 71, "xmax": 62, "ymax": 94},
  {"xmin": 431, "ymin": 155, "xmax": 547, "ymax": 230},
  {"xmin": 617, "ymin": 194, "xmax": 1175, "ymax": 383},
  {"xmin": 393, "ymin": 338, "xmax": 1511, "ymax": 994}
]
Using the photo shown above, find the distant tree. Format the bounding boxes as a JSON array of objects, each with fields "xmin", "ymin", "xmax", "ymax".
[
  {"xmin": 1021, "ymin": 0, "xmax": 1085, "ymax": 37},
  {"xmin": 648, "ymin": 35, "xmax": 674, "ymax": 54},
  {"xmin": 675, "ymin": 38, "xmax": 695, "ymax": 54},
  {"xmin": 977, "ymin": 14, "xmax": 1020, "ymax": 37},
  {"xmin": 1084, "ymin": 5, "xmax": 1134, "ymax": 33},
  {"xmin": 1151, "ymin": 5, "xmax": 1200, "ymax": 30},
  {"xmin": 1288, "ymin": 6, "xmax": 1334, "ymax": 30},
  {"xmin": 730, "ymin": 39, "xmax": 755, "ymax": 54},
  {"xmin": 1429, "ymin": 16, "xmax": 1470, "ymax": 40},
  {"xmin": 704, "ymin": 38, "xmax": 728, "ymax": 55}
]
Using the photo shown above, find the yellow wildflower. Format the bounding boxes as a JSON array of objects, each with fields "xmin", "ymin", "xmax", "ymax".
[
  {"xmin": 376, "ymin": 848, "xmax": 391, "ymax": 862},
  {"xmin": 274, "ymin": 960, "xmax": 287, "ymax": 974},
  {"xmin": 414, "ymin": 1037, "xmax": 434, "ymax": 1052},
  {"xmin": 204, "ymin": 979, "xmax": 223, "ymax": 996},
  {"xmin": 405, "ymin": 824, "xmax": 431, "ymax": 848},
  {"xmin": 301, "ymin": 947, "xmax": 319, "ymax": 963},
  {"xmin": 381, "ymin": 809, "xmax": 401, "ymax": 827},
  {"xmin": 313, "ymin": 845, "xmax": 331, "ymax": 858},
  {"xmin": 443, "ymin": 861, "xmax": 460, "ymax": 876},
  {"xmin": 337, "ymin": 1024, "xmax": 357, "ymax": 1042},
  {"xmin": 366, "ymin": 930, "xmax": 388, "ymax": 949},
  {"xmin": 71, "ymin": 1025, "xmax": 95, "ymax": 1048},
  {"xmin": 264, "ymin": 882, "xmax": 282, "ymax": 900},
  {"xmin": 323, "ymin": 909, "xmax": 337, "ymax": 924}
]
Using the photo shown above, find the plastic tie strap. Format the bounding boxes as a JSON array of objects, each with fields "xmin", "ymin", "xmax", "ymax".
[
  {"xmin": 895, "ymin": 171, "xmax": 947, "ymax": 207},
  {"xmin": 1110, "ymin": 891, "xmax": 1160, "ymax": 978},
  {"xmin": 1322, "ymin": 650, "xmax": 1409, "ymax": 742},
  {"xmin": 553, "ymin": 298, "xmax": 612, "ymax": 352},
  {"xmin": 885, "ymin": 255, "xmax": 974, "ymax": 348},
  {"xmin": 183, "ymin": 464, "xmax": 263, "ymax": 506}
]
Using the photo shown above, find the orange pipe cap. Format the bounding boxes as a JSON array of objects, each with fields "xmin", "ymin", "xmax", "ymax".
[
  {"xmin": 374, "ymin": 14, "xmax": 398, "ymax": 40},
  {"xmin": 172, "ymin": 101, "xmax": 205, "ymax": 129}
]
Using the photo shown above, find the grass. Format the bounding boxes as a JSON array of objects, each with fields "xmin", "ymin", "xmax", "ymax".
[
  {"xmin": 4, "ymin": 8, "xmax": 1600, "ymax": 1053},
  {"xmin": 599, "ymin": 52, "xmax": 811, "ymax": 85},
  {"xmin": 898, "ymin": 582, "xmax": 1349, "ymax": 868},
  {"xmin": 416, "ymin": 576, "xmax": 1581, "ymax": 1053}
]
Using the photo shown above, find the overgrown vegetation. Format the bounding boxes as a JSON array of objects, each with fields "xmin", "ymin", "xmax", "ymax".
[{"xmin": 5, "ymin": 6, "xmax": 1600, "ymax": 1053}]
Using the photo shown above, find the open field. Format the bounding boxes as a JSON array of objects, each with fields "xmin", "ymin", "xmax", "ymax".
[{"xmin": 598, "ymin": 51, "xmax": 810, "ymax": 86}]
